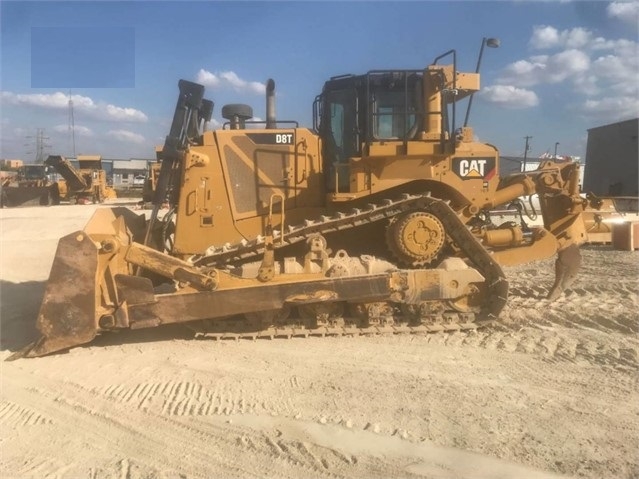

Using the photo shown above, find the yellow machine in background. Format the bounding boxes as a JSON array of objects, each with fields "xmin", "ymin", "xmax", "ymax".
[
  {"xmin": 0, "ymin": 164, "xmax": 58, "ymax": 207},
  {"xmin": 141, "ymin": 147, "xmax": 163, "ymax": 204},
  {"xmin": 581, "ymin": 194, "xmax": 639, "ymax": 244},
  {"xmin": 13, "ymin": 46, "xmax": 589, "ymax": 359},
  {"xmin": 45, "ymin": 155, "xmax": 116, "ymax": 204}
]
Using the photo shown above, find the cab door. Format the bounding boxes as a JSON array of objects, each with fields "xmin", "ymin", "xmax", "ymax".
[{"xmin": 321, "ymin": 89, "xmax": 359, "ymax": 193}]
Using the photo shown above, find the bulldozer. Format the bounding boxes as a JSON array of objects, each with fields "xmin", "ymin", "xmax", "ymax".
[
  {"xmin": 0, "ymin": 164, "xmax": 59, "ymax": 207},
  {"xmin": 11, "ymin": 47, "xmax": 587, "ymax": 359},
  {"xmin": 44, "ymin": 154, "xmax": 117, "ymax": 204}
]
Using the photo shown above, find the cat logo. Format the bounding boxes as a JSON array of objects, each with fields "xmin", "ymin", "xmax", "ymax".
[{"xmin": 452, "ymin": 157, "xmax": 496, "ymax": 180}]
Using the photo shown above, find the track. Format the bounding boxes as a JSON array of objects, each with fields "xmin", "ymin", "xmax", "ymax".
[
  {"xmin": 191, "ymin": 193, "xmax": 448, "ymax": 267},
  {"xmin": 185, "ymin": 246, "xmax": 638, "ymax": 371},
  {"xmin": 184, "ymin": 194, "xmax": 508, "ymax": 342}
]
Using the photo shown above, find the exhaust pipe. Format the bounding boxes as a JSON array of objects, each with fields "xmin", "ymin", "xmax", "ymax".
[{"xmin": 266, "ymin": 78, "xmax": 276, "ymax": 129}]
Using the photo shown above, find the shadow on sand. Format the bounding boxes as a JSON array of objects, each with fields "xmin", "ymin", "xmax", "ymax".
[
  {"xmin": 0, "ymin": 280, "xmax": 44, "ymax": 353},
  {"xmin": 0, "ymin": 280, "xmax": 193, "ymax": 357}
]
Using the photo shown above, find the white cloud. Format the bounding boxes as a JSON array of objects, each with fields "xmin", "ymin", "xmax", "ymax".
[
  {"xmin": 207, "ymin": 118, "xmax": 222, "ymax": 129},
  {"xmin": 499, "ymin": 49, "xmax": 590, "ymax": 87},
  {"xmin": 1, "ymin": 91, "xmax": 148, "ymax": 122},
  {"xmin": 480, "ymin": 85, "xmax": 539, "ymax": 109},
  {"xmin": 104, "ymin": 104, "xmax": 147, "ymax": 122},
  {"xmin": 529, "ymin": 26, "xmax": 592, "ymax": 50},
  {"xmin": 53, "ymin": 124, "xmax": 94, "ymax": 136},
  {"xmin": 590, "ymin": 54, "xmax": 638, "ymax": 95},
  {"xmin": 196, "ymin": 69, "xmax": 221, "ymax": 88},
  {"xmin": 220, "ymin": 71, "xmax": 265, "ymax": 94},
  {"xmin": 590, "ymin": 37, "xmax": 637, "ymax": 53},
  {"xmin": 494, "ymin": 25, "xmax": 639, "ymax": 123},
  {"xmin": 196, "ymin": 69, "xmax": 265, "ymax": 94},
  {"xmin": 607, "ymin": 1, "xmax": 639, "ymax": 25},
  {"xmin": 582, "ymin": 96, "xmax": 639, "ymax": 122},
  {"xmin": 107, "ymin": 130, "xmax": 146, "ymax": 144},
  {"xmin": 529, "ymin": 26, "xmax": 560, "ymax": 49}
]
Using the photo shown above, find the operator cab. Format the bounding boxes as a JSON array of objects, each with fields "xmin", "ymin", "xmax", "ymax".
[
  {"xmin": 21, "ymin": 164, "xmax": 48, "ymax": 181},
  {"xmin": 314, "ymin": 70, "xmax": 451, "ymax": 193}
]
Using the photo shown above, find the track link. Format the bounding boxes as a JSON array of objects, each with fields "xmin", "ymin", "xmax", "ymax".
[
  {"xmin": 187, "ymin": 194, "xmax": 508, "ymax": 341},
  {"xmin": 191, "ymin": 193, "xmax": 432, "ymax": 268},
  {"xmin": 189, "ymin": 313, "xmax": 489, "ymax": 342}
]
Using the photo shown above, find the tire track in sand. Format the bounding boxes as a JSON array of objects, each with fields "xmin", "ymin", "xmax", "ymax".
[
  {"xmin": 0, "ymin": 400, "xmax": 52, "ymax": 427},
  {"xmin": 96, "ymin": 378, "xmax": 298, "ymax": 418},
  {"xmin": 3, "ymin": 368, "xmax": 393, "ymax": 479}
]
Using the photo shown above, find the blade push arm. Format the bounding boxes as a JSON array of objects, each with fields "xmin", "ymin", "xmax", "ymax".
[{"xmin": 144, "ymin": 80, "xmax": 212, "ymax": 246}]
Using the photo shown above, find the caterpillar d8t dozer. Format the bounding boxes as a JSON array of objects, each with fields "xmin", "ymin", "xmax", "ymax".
[{"xmin": 12, "ymin": 47, "xmax": 587, "ymax": 359}]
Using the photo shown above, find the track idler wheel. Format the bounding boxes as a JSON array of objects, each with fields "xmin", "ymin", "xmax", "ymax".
[
  {"xmin": 446, "ymin": 282, "xmax": 483, "ymax": 314},
  {"xmin": 386, "ymin": 211, "xmax": 445, "ymax": 267}
]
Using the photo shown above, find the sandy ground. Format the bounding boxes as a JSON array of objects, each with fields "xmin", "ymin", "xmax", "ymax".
[{"xmin": 1, "ymin": 202, "xmax": 637, "ymax": 479}]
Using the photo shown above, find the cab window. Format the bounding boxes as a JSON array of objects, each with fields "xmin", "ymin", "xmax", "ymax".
[{"xmin": 372, "ymin": 88, "xmax": 417, "ymax": 140}]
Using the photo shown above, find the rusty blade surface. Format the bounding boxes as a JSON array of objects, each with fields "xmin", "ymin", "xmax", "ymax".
[{"xmin": 7, "ymin": 230, "xmax": 100, "ymax": 360}]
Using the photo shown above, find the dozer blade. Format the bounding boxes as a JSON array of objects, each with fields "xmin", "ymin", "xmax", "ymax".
[
  {"xmin": 7, "ymin": 207, "xmax": 147, "ymax": 360},
  {"xmin": 2, "ymin": 186, "xmax": 52, "ymax": 207},
  {"xmin": 547, "ymin": 244, "xmax": 582, "ymax": 301},
  {"xmin": 8, "ymin": 230, "xmax": 101, "ymax": 359}
]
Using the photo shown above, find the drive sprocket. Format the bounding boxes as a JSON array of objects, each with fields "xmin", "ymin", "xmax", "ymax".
[{"xmin": 386, "ymin": 210, "xmax": 446, "ymax": 267}]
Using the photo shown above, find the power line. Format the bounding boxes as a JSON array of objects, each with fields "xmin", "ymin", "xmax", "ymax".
[{"xmin": 24, "ymin": 128, "xmax": 51, "ymax": 163}]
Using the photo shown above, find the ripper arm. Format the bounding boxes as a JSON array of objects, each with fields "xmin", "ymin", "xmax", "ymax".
[{"xmin": 477, "ymin": 160, "xmax": 587, "ymax": 299}]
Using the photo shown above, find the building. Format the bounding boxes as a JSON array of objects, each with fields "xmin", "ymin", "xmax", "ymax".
[
  {"xmin": 583, "ymin": 118, "xmax": 638, "ymax": 196},
  {"xmin": 110, "ymin": 159, "xmax": 152, "ymax": 187},
  {"xmin": 0, "ymin": 159, "xmax": 24, "ymax": 169}
]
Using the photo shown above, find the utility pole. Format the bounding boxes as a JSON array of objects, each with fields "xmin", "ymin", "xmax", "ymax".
[
  {"xmin": 523, "ymin": 136, "xmax": 532, "ymax": 172},
  {"xmin": 24, "ymin": 128, "xmax": 51, "ymax": 163}
]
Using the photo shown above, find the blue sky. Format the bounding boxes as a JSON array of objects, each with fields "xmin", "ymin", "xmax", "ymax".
[{"xmin": 1, "ymin": 1, "xmax": 638, "ymax": 162}]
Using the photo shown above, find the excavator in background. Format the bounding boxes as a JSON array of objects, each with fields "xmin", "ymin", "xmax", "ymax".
[
  {"xmin": 12, "ymin": 46, "xmax": 587, "ymax": 359},
  {"xmin": 44, "ymin": 154, "xmax": 117, "ymax": 204}
]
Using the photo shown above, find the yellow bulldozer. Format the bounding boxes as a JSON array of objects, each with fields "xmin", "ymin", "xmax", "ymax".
[
  {"xmin": 11, "ymin": 47, "xmax": 588, "ymax": 359},
  {"xmin": 0, "ymin": 164, "xmax": 58, "ymax": 207},
  {"xmin": 44, "ymin": 154, "xmax": 117, "ymax": 204}
]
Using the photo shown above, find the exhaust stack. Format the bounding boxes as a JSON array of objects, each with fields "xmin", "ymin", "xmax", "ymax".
[{"xmin": 266, "ymin": 78, "xmax": 276, "ymax": 129}]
